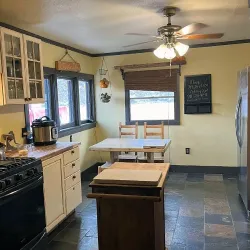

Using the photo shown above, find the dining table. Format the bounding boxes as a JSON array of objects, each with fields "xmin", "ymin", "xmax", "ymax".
[{"xmin": 89, "ymin": 138, "xmax": 171, "ymax": 163}]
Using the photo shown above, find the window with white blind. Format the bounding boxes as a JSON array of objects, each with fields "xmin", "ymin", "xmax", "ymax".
[{"xmin": 124, "ymin": 69, "xmax": 180, "ymax": 125}]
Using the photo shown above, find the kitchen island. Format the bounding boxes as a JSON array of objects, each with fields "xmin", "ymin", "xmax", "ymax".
[{"xmin": 88, "ymin": 162, "xmax": 170, "ymax": 250}]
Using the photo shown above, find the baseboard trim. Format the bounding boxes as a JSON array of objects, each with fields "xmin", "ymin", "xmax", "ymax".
[
  {"xmin": 81, "ymin": 162, "xmax": 102, "ymax": 181},
  {"xmin": 81, "ymin": 162, "xmax": 239, "ymax": 180},
  {"xmin": 170, "ymin": 165, "xmax": 239, "ymax": 175}
]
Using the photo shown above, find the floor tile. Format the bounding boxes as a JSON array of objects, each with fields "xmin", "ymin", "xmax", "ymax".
[
  {"xmin": 205, "ymin": 213, "xmax": 233, "ymax": 225},
  {"xmin": 205, "ymin": 243, "xmax": 238, "ymax": 250},
  {"xmin": 237, "ymin": 232, "xmax": 250, "ymax": 249},
  {"xmin": 186, "ymin": 241, "xmax": 205, "ymax": 250},
  {"xmin": 85, "ymin": 227, "xmax": 98, "ymax": 237},
  {"xmin": 165, "ymin": 210, "xmax": 179, "ymax": 218},
  {"xmin": 165, "ymin": 231, "xmax": 174, "ymax": 246},
  {"xmin": 205, "ymin": 224, "xmax": 236, "ymax": 238},
  {"xmin": 173, "ymin": 226, "xmax": 205, "ymax": 244},
  {"xmin": 48, "ymin": 240, "xmax": 77, "ymax": 250},
  {"xmin": 234, "ymin": 221, "xmax": 250, "ymax": 234},
  {"xmin": 169, "ymin": 244, "xmax": 186, "ymax": 250},
  {"xmin": 177, "ymin": 216, "xmax": 204, "ymax": 230},
  {"xmin": 186, "ymin": 173, "xmax": 204, "ymax": 182},
  {"xmin": 205, "ymin": 236, "xmax": 237, "ymax": 245},
  {"xmin": 205, "ymin": 198, "xmax": 231, "ymax": 215},
  {"xmin": 165, "ymin": 217, "xmax": 178, "ymax": 232},
  {"xmin": 49, "ymin": 177, "xmax": 250, "ymax": 250},
  {"xmin": 204, "ymin": 174, "xmax": 223, "ymax": 182},
  {"xmin": 53, "ymin": 228, "xmax": 87, "ymax": 244},
  {"xmin": 78, "ymin": 237, "xmax": 98, "ymax": 250},
  {"xmin": 179, "ymin": 206, "xmax": 204, "ymax": 218}
]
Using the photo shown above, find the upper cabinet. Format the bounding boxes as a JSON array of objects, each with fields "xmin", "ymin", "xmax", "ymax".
[
  {"xmin": 23, "ymin": 35, "xmax": 44, "ymax": 103},
  {"xmin": 0, "ymin": 28, "xmax": 44, "ymax": 105}
]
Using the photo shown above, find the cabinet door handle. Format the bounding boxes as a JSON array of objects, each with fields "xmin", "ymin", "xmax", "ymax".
[
  {"xmin": 72, "ymin": 176, "xmax": 76, "ymax": 180},
  {"xmin": 73, "ymin": 187, "xmax": 75, "ymax": 190},
  {"xmin": 72, "ymin": 163, "xmax": 75, "ymax": 167},
  {"xmin": 71, "ymin": 150, "xmax": 75, "ymax": 154}
]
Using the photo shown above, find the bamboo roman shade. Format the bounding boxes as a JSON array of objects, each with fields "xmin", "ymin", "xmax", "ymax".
[{"xmin": 124, "ymin": 69, "xmax": 178, "ymax": 92}]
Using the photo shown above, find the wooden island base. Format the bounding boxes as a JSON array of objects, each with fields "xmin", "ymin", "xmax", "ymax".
[{"xmin": 88, "ymin": 162, "xmax": 170, "ymax": 250}]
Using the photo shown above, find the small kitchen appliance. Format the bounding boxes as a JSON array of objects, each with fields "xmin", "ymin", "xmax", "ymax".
[{"xmin": 32, "ymin": 116, "xmax": 58, "ymax": 146}]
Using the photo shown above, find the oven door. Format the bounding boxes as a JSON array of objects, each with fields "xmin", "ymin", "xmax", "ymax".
[{"xmin": 0, "ymin": 175, "xmax": 47, "ymax": 250}]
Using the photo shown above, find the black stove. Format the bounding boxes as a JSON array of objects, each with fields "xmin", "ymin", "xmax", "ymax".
[
  {"xmin": 0, "ymin": 157, "xmax": 42, "ymax": 193},
  {"xmin": 0, "ymin": 157, "xmax": 47, "ymax": 250}
]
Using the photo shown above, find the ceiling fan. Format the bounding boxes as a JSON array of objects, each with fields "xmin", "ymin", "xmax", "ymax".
[{"xmin": 124, "ymin": 6, "xmax": 224, "ymax": 59}]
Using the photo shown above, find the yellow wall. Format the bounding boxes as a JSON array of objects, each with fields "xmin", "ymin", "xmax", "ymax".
[
  {"xmin": 0, "ymin": 42, "xmax": 98, "ymax": 171},
  {"xmin": 1, "ymin": 39, "xmax": 250, "ymax": 169},
  {"xmin": 93, "ymin": 44, "xmax": 250, "ymax": 167}
]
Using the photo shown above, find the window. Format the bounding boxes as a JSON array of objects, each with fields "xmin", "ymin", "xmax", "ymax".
[
  {"xmin": 25, "ymin": 67, "xmax": 96, "ymax": 137},
  {"xmin": 125, "ymin": 69, "xmax": 180, "ymax": 125},
  {"xmin": 129, "ymin": 90, "xmax": 175, "ymax": 121},
  {"xmin": 79, "ymin": 80, "xmax": 88, "ymax": 122},
  {"xmin": 27, "ymin": 77, "xmax": 51, "ymax": 127},
  {"xmin": 57, "ymin": 78, "xmax": 74, "ymax": 127}
]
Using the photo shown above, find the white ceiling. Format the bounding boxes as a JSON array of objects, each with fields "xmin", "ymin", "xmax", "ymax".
[{"xmin": 0, "ymin": 0, "xmax": 249, "ymax": 54}]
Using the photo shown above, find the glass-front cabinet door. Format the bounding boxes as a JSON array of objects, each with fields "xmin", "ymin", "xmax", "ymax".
[
  {"xmin": 23, "ymin": 35, "xmax": 44, "ymax": 103},
  {"xmin": 0, "ymin": 28, "xmax": 27, "ymax": 104}
]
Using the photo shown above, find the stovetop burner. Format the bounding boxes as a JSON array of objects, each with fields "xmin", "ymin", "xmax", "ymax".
[{"xmin": 0, "ymin": 157, "xmax": 42, "ymax": 192}]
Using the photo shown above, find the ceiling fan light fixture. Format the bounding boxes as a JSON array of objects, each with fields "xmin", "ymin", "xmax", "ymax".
[
  {"xmin": 164, "ymin": 47, "xmax": 176, "ymax": 60},
  {"xmin": 174, "ymin": 42, "xmax": 189, "ymax": 56},
  {"xmin": 153, "ymin": 44, "xmax": 167, "ymax": 59}
]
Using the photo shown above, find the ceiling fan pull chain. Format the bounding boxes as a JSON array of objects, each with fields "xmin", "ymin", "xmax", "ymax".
[{"xmin": 170, "ymin": 59, "xmax": 172, "ymax": 76}]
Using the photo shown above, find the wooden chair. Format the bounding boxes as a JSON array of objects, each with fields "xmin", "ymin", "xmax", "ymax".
[
  {"xmin": 138, "ymin": 121, "xmax": 165, "ymax": 163},
  {"xmin": 118, "ymin": 122, "xmax": 138, "ymax": 162}
]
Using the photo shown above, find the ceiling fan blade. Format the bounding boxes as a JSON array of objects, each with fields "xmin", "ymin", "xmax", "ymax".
[
  {"xmin": 123, "ymin": 40, "xmax": 160, "ymax": 48},
  {"xmin": 177, "ymin": 23, "xmax": 208, "ymax": 36},
  {"xmin": 178, "ymin": 33, "xmax": 224, "ymax": 40},
  {"xmin": 125, "ymin": 33, "xmax": 160, "ymax": 38}
]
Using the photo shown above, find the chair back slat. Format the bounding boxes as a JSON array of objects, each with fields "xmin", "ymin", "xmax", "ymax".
[
  {"xmin": 144, "ymin": 121, "xmax": 164, "ymax": 139},
  {"xmin": 119, "ymin": 122, "xmax": 138, "ymax": 139}
]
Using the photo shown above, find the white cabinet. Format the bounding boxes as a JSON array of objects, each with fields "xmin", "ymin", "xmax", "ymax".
[
  {"xmin": 43, "ymin": 155, "xmax": 66, "ymax": 233},
  {"xmin": 23, "ymin": 35, "xmax": 44, "ymax": 103},
  {"xmin": 42, "ymin": 146, "xmax": 82, "ymax": 233},
  {"xmin": 0, "ymin": 28, "xmax": 27, "ymax": 104},
  {"xmin": 0, "ymin": 28, "xmax": 44, "ymax": 105}
]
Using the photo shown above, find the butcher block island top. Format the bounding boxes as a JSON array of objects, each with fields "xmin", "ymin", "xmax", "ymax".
[
  {"xmin": 94, "ymin": 169, "xmax": 163, "ymax": 186},
  {"xmin": 88, "ymin": 162, "xmax": 170, "ymax": 250},
  {"xmin": 6, "ymin": 142, "xmax": 80, "ymax": 161}
]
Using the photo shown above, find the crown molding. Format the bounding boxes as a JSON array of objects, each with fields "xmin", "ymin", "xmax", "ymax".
[
  {"xmin": 0, "ymin": 22, "xmax": 92, "ymax": 57},
  {"xmin": 1, "ymin": 22, "xmax": 250, "ymax": 58}
]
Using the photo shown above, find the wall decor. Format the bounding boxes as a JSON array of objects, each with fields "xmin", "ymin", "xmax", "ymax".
[
  {"xmin": 99, "ymin": 57, "xmax": 112, "ymax": 103},
  {"xmin": 55, "ymin": 49, "xmax": 81, "ymax": 72},
  {"xmin": 184, "ymin": 74, "xmax": 212, "ymax": 114}
]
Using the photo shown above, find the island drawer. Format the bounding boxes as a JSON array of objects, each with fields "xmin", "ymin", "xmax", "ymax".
[
  {"xmin": 64, "ymin": 159, "xmax": 80, "ymax": 178},
  {"xmin": 65, "ymin": 170, "xmax": 81, "ymax": 191},
  {"xmin": 63, "ymin": 147, "xmax": 79, "ymax": 165},
  {"xmin": 66, "ymin": 182, "xmax": 82, "ymax": 214}
]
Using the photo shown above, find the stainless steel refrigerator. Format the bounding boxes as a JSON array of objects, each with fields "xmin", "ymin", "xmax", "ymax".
[{"xmin": 236, "ymin": 67, "xmax": 250, "ymax": 217}]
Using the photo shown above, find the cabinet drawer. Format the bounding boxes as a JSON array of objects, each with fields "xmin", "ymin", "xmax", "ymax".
[
  {"xmin": 66, "ymin": 182, "xmax": 82, "ymax": 214},
  {"xmin": 64, "ymin": 159, "xmax": 80, "ymax": 178},
  {"xmin": 65, "ymin": 170, "xmax": 81, "ymax": 191},
  {"xmin": 63, "ymin": 147, "xmax": 79, "ymax": 165}
]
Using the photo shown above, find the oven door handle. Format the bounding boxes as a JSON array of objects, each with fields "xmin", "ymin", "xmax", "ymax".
[{"xmin": 1, "ymin": 176, "xmax": 43, "ymax": 201}]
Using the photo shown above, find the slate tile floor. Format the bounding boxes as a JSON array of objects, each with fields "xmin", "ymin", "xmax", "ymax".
[{"xmin": 48, "ymin": 173, "xmax": 250, "ymax": 250}]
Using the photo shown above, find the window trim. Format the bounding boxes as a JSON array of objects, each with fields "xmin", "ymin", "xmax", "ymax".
[
  {"xmin": 24, "ymin": 67, "xmax": 96, "ymax": 138},
  {"xmin": 125, "ymin": 76, "xmax": 180, "ymax": 125}
]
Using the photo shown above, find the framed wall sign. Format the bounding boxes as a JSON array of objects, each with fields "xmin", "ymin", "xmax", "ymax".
[{"xmin": 184, "ymin": 74, "xmax": 212, "ymax": 114}]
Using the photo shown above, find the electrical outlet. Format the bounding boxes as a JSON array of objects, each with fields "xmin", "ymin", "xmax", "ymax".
[{"xmin": 185, "ymin": 148, "xmax": 190, "ymax": 154}]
